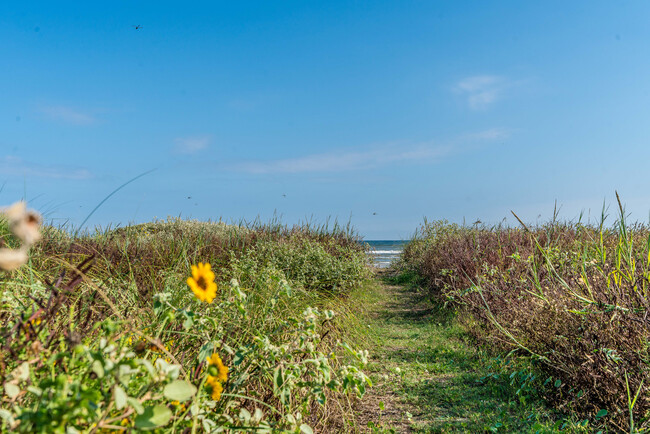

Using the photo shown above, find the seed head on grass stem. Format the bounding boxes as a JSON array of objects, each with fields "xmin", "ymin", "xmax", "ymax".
[{"xmin": 0, "ymin": 201, "xmax": 42, "ymax": 270}]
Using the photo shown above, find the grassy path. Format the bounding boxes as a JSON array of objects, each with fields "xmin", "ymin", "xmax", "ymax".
[{"xmin": 355, "ymin": 275, "xmax": 563, "ymax": 433}]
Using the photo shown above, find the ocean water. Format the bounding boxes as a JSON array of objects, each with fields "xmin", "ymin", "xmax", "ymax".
[{"xmin": 365, "ymin": 240, "xmax": 408, "ymax": 268}]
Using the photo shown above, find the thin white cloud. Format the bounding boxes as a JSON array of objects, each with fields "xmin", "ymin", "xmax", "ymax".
[
  {"xmin": 460, "ymin": 127, "xmax": 512, "ymax": 141},
  {"xmin": 235, "ymin": 145, "xmax": 449, "ymax": 174},
  {"xmin": 174, "ymin": 136, "xmax": 210, "ymax": 154},
  {"xmin": 38, "ymin": 105, "xmax": 97, "ymax": 125},
  {"xmin": 0, "ymin": 156, "xmax": 92, "ymax": 179},
  {"xmin": 455, "ymin": 75, "xmax": 511, "ymax": 110},
  {"xmin": 234, "ymin": 128, "xmax": 509, "ymax": 175}
]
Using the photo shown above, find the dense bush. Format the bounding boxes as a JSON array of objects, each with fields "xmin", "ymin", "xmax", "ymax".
[
  {"xmin": 399, "ymin": 208, "xmax": 650, "ymax": 431},
  {"xmin": 0, "ymin": 216, "xmax": 371, "ymax": 432},
  {"xmin": 230, "ymin": 236, "xmax": 369, "ymax": 295}
]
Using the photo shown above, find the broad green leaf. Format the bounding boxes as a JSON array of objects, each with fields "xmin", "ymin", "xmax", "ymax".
[
  {"xmin": 253, "ymin": 408, "xmax": 263, "ymax": 423},
  {"xmin": 138, "ymin": 359, "xmax": 155, "ymax": 376},
  {"xmin": 202, "ymin": 418, "xmax": 216, "ymax": 432},
  {"xmin": 163, "ymin": 380, "xmax": 197, "ymax": 402},
  {"xmin": 26, "ymin": 386, "xmax": 42, "ymax": 396},
  {"xmin": 233, "ymin": 350, "xmax": 245, "ymax": 366},
  {"xmin": 182, "ymin": 313, "xmax": 194, "ymax": 330},
  {"xmin": 134, "ymin": 405, "xmax": 172, "ymax": 429},
  {"xmin": 197, "ymin": 342, "xmax": 214, "ymax": 364},
  {"xmin": 300, "ymin": 424, "xmax": 314, "ymax": 434},
  {"xmin": 596, "ymin": 409, "xmax": 608, "ymax": 419},
  {"xmin": 127, "ymin": 397, "xmax": 144, "ymax": 414},
  {"xmin": 190, "ymin": 401, "xmax": 200, "ymax": 418},
  {"xmin": 114, "ymin": 385, "xmax": 127, "ymax": 410},
  {"xmin": 221, "ymin": 343, "xmax": 235, "ymax": 355},
  {"xmin": 3, "ymin": 383, "xmax": 19, "ymax": 398},
  {"xmin": 13, "ymin": 363, "xmax": 29, "ymax": 382},
  {"xmin": 92, "ymin": 360, "xmax": 105, "ymax": 378},
  {"xmin": 239, "ymin": 408, "xmax": 251, "ymax": 423}
]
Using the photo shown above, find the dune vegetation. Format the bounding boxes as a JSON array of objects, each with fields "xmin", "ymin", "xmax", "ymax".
[
  {"xmin": 397, "ymin": 197, "xmax": 650, "ymax": 432},
  {"xmin": 3, "ymin": 196, "xmax": 650, "ymax": 433},
  {"xmin": 0, "ymin": 206, "xmax": 372, "ymax": 433}
]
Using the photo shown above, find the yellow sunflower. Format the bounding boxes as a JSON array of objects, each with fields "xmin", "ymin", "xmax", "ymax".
[
  {"xmin": 206, "ymin": 353, "xmax": 229, "ymax": 383},
  {"xmin": 187, "ymin": 262, "xmax": 218, "ymax": 303},
  {"xmin": 206, "ymin": 375, "xmax": 223, "ymax": 401}
]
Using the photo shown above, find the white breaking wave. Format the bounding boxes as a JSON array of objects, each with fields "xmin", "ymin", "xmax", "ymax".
[{"xmin": 372, "ymin": 249, "xmax": 402, "ymax": 254}]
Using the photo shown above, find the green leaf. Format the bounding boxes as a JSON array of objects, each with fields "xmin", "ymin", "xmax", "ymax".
[
  {"xmin": 92, "ymin": 360, "xmax": 105, "ymax": 378},
  {"xmin": 13, "ymin": 363, "xmax": 29, "ymax": 382},
  {"xmin": 26, "ymin": 386, "xmax": 42, "ymax": 396},
  {"xmin": 253, "ymin": 408, "xmax": 263, "ymax": 423},
  {"xmin": 182, "ymin": 312, "xmax": 194, "ymax": 330},
  {"xmin": 273, "ymin": 366, "xmax": 284, "ymax": 395},
  {"xmin": 596, "ymin": 409, "xmax": 608, "ymax": 419},
  {"xmin": 138, "ymin": 359, "xmax": 155, "ymax": 376},
  {"xmin": 114, "ymin": 385, "xmax": 127, "ymax": 410},
  {"xmin": 197, "ymin": 342, "xmax": 214, "ymax": 364},
  {"xmin": 134, "ymin": 405, "xmax": 172, "ymax": 429},
  {"xmin": 300, "ymin": 424, "xmax": 314, "ymax": 434},
  {"xmin": 554, "ymin": 379, "xmax": 562, "ymax": 388},
  {"xmin": 3, "ymin": 383, "xmax": 19, "ymax": 398},
  {"xmin": 234, "ymin": 350, "xmax": 245, "ymax": 366},
  {"xmin": 239, "ymin": 408, "xmax": 251, "ymax": 423},
  {"xmin": 163, "ymin": 380, "xmax": 197, "ymax": 402},
  {"xmin": 127, "ymin": 397, "xmax": 144, "ymax": 414}
]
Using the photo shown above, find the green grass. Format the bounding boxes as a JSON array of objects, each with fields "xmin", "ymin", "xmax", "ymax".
[{"xmin": 357, "ymin": 275, "xmax": 590, "ymax": 433}]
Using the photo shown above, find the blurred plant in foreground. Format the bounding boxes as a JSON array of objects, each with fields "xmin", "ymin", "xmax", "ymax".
[{"xmin": 0, "ymin": 201, "xmax": 41, "ymax": 271}]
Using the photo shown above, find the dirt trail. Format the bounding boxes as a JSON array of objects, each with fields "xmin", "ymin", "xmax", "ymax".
[
  {"xmin": 355, "ymin": 278, "xmax": 437, "ymax": 432},
  {"xmin": 353, "ymin": 275, "xmax": 556, "ymax": 433}
]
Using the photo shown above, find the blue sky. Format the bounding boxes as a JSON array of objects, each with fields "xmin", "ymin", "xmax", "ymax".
[{"xmin": 2, "ymin": 1, "xmax": 650, "ymax": 239}]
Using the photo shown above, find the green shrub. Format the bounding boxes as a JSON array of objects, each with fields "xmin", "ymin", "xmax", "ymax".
[{"xmin": 230, "ymin": 236, "xmax": 369, "ymax": 295}]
